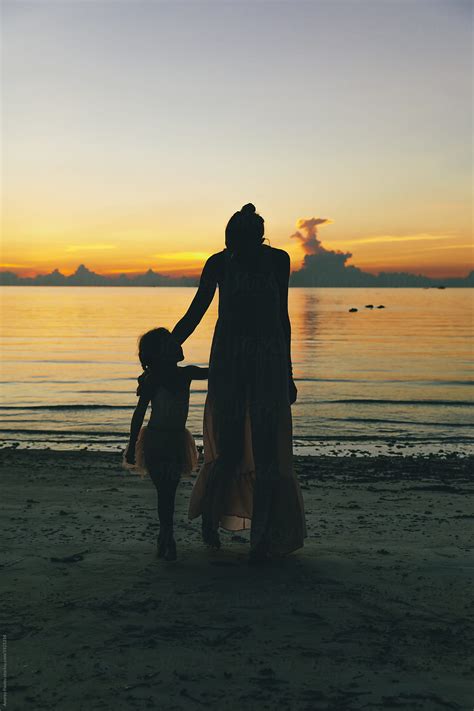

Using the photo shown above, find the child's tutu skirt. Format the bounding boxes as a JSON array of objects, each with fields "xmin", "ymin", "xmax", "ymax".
[{"xmin": 123, "ymin": 426, "xmax": 198, "ymax": 480}]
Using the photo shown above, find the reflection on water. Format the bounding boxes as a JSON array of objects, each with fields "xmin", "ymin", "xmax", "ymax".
[{"xmin": 0, "ymin": 286, "xmax": 472, "ymax": 452}]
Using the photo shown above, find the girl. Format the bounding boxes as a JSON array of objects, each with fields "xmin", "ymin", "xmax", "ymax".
[{"xmin": 124, "ymin": 327, "xmax": 208, "ymax": 561}]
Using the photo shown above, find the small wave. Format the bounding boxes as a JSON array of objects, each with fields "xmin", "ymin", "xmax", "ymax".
[
  {"xmin": 318, "ymin": 399, "xmax": 473, "ymax": 407},
  {"xmin": 323, "ymin": 416, "xmax": 474, "ymax": 428},
  {"xmin": 77, "ymin": 388, "xmax": 208, "ymax": 394},
  {"xmin": 0, "ymin": 404, "xmax": 132, "ymax": 411},
  {"xmin": 1, "ymin": 397, "xmax": 471, "ymax": 412},
  {"xmin": 295, "ymin": 378, "xmax": 473, "ymax": 386},
  {"xmin": 0, "ymin": 428, "xmax": 128, "ymax": 437},
  {"xmin": 2, "ymin": 360, "xmax": 130, "ymax": 365},
  {"xmin": 1, "ymin": 429, "xmax": 473, "ymax": 445},
  {"xmin": 0, "ymin": 378, "xmax": 136, "ymax": 385}
]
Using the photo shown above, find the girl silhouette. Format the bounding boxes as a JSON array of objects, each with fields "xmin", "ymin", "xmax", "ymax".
[
  {"xmin": 124, "ymin": 328, "xmax": 207, "ymax": 561},
  {"xmin": 172, "ymin": 203, "xmax": 306, "ymax": 562}
]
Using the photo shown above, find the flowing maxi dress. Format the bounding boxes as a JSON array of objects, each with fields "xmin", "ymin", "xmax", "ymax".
[{"xmin": 187, "ymin": 246, "xmax": 306, "ymax": 555}]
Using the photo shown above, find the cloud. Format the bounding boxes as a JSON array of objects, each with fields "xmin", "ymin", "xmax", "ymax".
[
  {"xmin": 289, "ymin": 217, "xmax": 474, "ymax": 285},
  {"xmin": 341, "ymin": 233, "xmax": 454, "ymax": 246},
  {"xmin": 291, "ymin": 215, "xmax": 357, "ymax": 281},
  {"xmin": 290, "ymin": 217, "xmax": 334, "ymax": 255},
  {"xmin": 152, "ymin": 252, "xmax": 211, "ymax": 261},
  {"xmin": 66, "ymin": 244, "xmax": 116, "ymax": 252},
  {"xmin": 420, "ymin": 243, "xmax": 473, "ymax": 252}
]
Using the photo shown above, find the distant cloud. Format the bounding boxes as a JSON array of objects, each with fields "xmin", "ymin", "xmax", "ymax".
[
  {"xmin": 289, "ymin": 216, "xmax": 473, "ymax": 286},
  {"xmin": 341, "ymin": 233, "xmax": 454, "ymax": 246},
  {"xmin": 66, "ymin": 244, "xmax": 116, "ymax": 252},
  {"xmin": 413, "ymin": 243, "xmax": 473, "ymax": 252},
  {"xmin": 290, "ymin": 217, "xmax": 334, "ymax": 255},
  {"xmin": 152, "ymin": 251, "xmax": 211, "ymax": 262},
  {"xmin": 291, "ymin": 215, "xmax": 355, "ymax": 279},
  {"xmin": 0, "ymin": 264, "xmax": 199, "ymax": 287}
]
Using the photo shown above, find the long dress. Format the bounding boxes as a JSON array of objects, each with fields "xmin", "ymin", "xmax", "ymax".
[{"xmin": 188, "ymin": 246, "xmax": 306, "ymax": 555}]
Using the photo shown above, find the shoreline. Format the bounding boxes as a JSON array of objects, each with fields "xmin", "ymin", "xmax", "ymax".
[
  {"xmin": 2, "ymin": 449, "xmax": 473, "ymax": 710},
  {"xmin": 1, "ymin": 438, "xmax": 473, "ymax": 459}
]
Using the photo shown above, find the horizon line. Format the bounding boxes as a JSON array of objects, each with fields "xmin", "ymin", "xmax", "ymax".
[{"xmin": 1, "ymin": 262, "xmax": 473, "ymax": 281}]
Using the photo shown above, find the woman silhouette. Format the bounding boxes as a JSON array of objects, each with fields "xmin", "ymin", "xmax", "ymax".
[{"xmin": 172, "ymin": 203, "xmax": 306, "ymax": 562}]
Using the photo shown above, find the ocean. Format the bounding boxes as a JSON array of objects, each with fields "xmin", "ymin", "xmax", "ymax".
[{"xmin": 1, "ymin": 286, "xmax": 472, "ymax": 456}]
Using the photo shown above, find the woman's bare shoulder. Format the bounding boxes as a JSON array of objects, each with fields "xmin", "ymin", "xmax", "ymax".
[
  {"xmin": 267, "ymin": 246, "xmax": 290, "ymax": 269},
  {"xmin": 205, "ymin": 250, "xmax": 226, "ymax": 266},
  {"xmin": 202, "ymin": 250, "xmax": 226, "ymax": 279}
]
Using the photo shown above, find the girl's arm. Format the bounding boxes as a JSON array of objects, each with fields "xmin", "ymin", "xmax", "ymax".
[
  {"xmin": 126, "ymin": 394, "xmax": 150, "ymax": 464},
  {"xmin": 171, "ymin": 254, "xmax": 220, "ymax": 345}
]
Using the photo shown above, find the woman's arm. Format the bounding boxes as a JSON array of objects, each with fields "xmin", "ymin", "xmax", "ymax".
[
  {"xmin": 125, "ymin": 394, "xmax": 150, "ymax": 464},
  {"xmin": 183, "ymin": 365, "xmax": 209, "ymax": 381},
  {"xmin": 171, "ymin": 254, "xmax": 220, "ymax": 345},
  {"xmin": 274, "ymin": 249, "xmax": 297, "ymax": 404}
]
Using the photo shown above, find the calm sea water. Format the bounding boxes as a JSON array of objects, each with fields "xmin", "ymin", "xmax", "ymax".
[{"xmin": 1, "ymin": 286, "xmax": 472, "ymax": 456}]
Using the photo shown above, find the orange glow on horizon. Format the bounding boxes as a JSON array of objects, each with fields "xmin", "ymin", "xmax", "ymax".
[
  {"xmin": 1, "ymin": 249, "xmax": 472, "ymax": 280},
  {"xmin": 1, "ymin": 223, "xmax": 472, "ymax": 281}
]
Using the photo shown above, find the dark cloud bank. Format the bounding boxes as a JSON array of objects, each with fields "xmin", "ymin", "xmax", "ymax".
[
  {"xmin": 1, "ymin": 222, "xmax": 472, "ymax": 287},
  {"xmin": 0, "ymin": 264, "xmax": 198, "ymax": 287},
  {"xmin": 289, "ymin": 218, "xmax": 473, "ymax": 287}
]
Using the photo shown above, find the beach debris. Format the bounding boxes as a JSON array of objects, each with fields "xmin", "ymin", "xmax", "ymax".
[
  {"xmin": 6, "ymin": 684, "xmax": 30, "ymax": 692},
  {"xmin": 291, "ymin": 608, "xmax": 325, "ymax": 621},
  {"xmin": 123, "ymin": 671, "xmax": 161, "ymax": 691},
  {"xmin": 0, "ymin": 557, "xmax": 25, "ymax": 570},
  {"xmin": 1, "ymin": 621, "xmax": 39, "ymax": 640},
  {"xmin": 50, "ymin": 550, "xmax": 89, "ymax": 564},
  {"xmin": 406, "ymin": 483, "xmax": 467, "ymax": 494},
  {"xmin": 205, "ymin": 625, "xmax": 251, "ymax": 647},
  {"xmin": 382, "ymin": 692, "xmax": 458, "ymax": 707},
  {"xmin": 180, "ymin": 689, "xmax": 207, "ymax": 706},
  {"xmin": 349, "ymin": 308, "xmax": 358, "ymax": 312},
  {"xmin": 209, "ymin": 560, "xmax": 238, "ymax": 567}
]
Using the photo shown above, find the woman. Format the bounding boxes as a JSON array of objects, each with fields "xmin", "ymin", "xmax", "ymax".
[{"xmin": 172, "ymin": 203, "xmax": 306, "ymax": 562}]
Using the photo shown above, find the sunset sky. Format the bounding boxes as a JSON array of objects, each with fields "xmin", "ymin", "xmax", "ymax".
[{"xmin": 2, "ymin": 0, "xmax": 472, "ymax": 278}]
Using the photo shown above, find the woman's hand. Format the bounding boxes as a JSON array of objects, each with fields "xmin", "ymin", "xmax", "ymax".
[{"xmin": 289, "ymin": 378, "xmax": 297, "ymax": 405}]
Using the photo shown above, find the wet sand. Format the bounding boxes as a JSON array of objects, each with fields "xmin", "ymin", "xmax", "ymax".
[{"xmin": 1, "ymin": 450, "xmax": 473, "ymax": 710}]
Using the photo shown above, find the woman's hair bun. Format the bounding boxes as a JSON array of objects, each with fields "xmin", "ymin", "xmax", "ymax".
[
  {"xmin": 225, "ymin": 202, "xmax": 264, "ymax": 253},
  {"xmin": 240, "ymin": 203, "xmax": 256, "ymax": 216}
]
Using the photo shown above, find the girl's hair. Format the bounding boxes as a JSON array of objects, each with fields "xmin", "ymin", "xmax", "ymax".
[
  {"xmin": 138, "ymin": 327, "xmax": 177, "ymax": 370},
  {"xmin": 225, "ymin": 203, "xmax": 265, "ymax": 256}
]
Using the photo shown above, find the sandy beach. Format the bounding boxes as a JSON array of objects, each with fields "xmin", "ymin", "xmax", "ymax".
[{"xmin": 1, "ymin": 449, "xmax": 473, "ymax": 710}]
